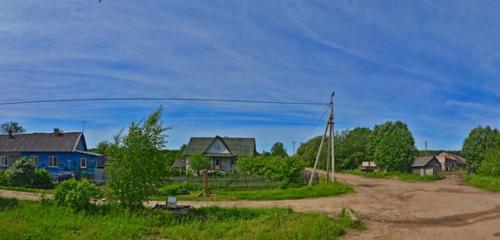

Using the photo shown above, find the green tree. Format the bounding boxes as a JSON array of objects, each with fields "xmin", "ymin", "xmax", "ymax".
[
  {"xmin": 271, "ymin": 142, "xmax": 288, "ymax": 157},
  {"xmin": 479, "ymin": 147, "xmax": 500, "ymax": 176},
  {"xmin": 106, "ymin": 107, "xmax": 168, "ymax": 209},
  {"xmin": 5, "ymin": 157, "xmax": 35, "ymax": 187},
  {"xmin": 462, "ymin": 126, "xmax": 500, "ymax": 171},
  {"xmin": 188, "ymin": 153, "xmax": 211, "ymax": 174},
  {"xmin": 93, "ymin": 141, "xmax": 111, "ymax": 154},
  {"xmin": 336, "ymin": 127, "xmax": 372, "ymax": 169},
  {"xmin": 368, "ymin": 121, "xmax": 416, "ymax": 172},
  {"xmin": 1, "ymin": 122, "xmax": 25, "ymax": 133},
  {"xmin": 269, "ymin": 156, "xmax": 306, "ymax": 188}
]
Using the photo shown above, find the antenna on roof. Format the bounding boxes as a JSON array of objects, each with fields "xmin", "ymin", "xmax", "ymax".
[{"xmin": 81, "ymin": 120, "xmax": 87, "ymax": 133}]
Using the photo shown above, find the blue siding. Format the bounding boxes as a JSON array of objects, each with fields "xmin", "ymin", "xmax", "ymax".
[{"xmin": 20, "ymin": 152, "xmax": 100, "ymax": 178}]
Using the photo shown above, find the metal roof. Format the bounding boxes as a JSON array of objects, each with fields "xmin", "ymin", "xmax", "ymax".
[
  {"xmin": 183, "ymin": 136, "xmax": 256, "ymax": 157},
  {"xmin": 0, "ymin": 132, "xmax": 84, "ymax": 152},
  {"xmin": 412, "ymin": 156, "xmax": 437, "ymax": 167}
]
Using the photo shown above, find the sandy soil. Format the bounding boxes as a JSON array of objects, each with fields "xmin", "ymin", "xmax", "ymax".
[{"xmin": 2, "ymin": 173, "xmax": 500, "ymax": 240}]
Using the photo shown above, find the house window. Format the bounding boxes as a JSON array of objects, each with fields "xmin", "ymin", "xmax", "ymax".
[
  {"xmin": 48, "ymin": 156, "xmax": 58, "ymax": 168},
  {"xmin": 0, "ymin": 156, "xmax": 8, "ymax": 167},
  {"xmin": 80, "ymin": 158, "xmax": 87, "ymax": 169},
  {"xmin": 30, "ymin": 155, "xmax": 38, "ymax": 166},
  {"xmin": 215, "ymin": 144, "xmax": 221, "ymax": 151}
]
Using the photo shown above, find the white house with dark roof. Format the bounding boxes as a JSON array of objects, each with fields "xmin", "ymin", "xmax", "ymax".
[{"xmin": 180, "ymin": 136, "xmax": 257, "ymax": 172}]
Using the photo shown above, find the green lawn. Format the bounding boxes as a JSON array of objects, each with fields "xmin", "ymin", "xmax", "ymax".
[
  {"xmin": 342, "ymin": 169, "xmax": 444, "ymax": 182},
  {"xmin": 465, "ymin": 175, "xmax": 500, "ymax": 192},
  {"xmin": 0, "ymin": 197, "xmax": 361, "ymax": 240},
  {"xmin": 154, "ymin": 182, "xmax": 352, "ymax": 201}
]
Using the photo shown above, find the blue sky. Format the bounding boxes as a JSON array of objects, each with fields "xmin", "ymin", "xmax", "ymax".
[{"xmin": 1, "ymin": 1, "xmax": 500, "ymax": 152}]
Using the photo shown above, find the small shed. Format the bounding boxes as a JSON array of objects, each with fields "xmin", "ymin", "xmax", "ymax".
[{"xmin": 411, "ymin": 156, "xmax": 442, "ymax": 176}]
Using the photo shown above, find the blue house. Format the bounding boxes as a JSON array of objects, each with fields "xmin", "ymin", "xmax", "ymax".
[{"xmin": 0, "ymin": 129, "xmax": 105, "ymax": 181}]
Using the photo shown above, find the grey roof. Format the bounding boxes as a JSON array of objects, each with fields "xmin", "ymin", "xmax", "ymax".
[
  {"xmin": 172, "ymin": 159, "xmax": 186, "ymax": 168},
  {"xmin": 412, "ymin": 156, "xmax": 437, "ymax": 167},
  {"xmin": 0, "ymin": 132, "xmax": 84, "ymax": 152},
  {"xmin": 184, "ymin": 136, "xmax": 256, "ymax": 157}
]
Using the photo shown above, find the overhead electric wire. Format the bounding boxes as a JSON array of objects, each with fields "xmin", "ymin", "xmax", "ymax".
[
  {"xmin": 0, "ymin": 97, "xmax": 329, "ymax": 107},
  {"xmin": 301, "ymin": 105, "xmax": 330, "ymax": 143}
]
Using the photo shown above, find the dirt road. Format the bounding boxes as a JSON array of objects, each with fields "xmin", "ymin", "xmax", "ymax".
[{"xmin": 2, "ymin": 174, "xmax": 500, "ymax": 239}]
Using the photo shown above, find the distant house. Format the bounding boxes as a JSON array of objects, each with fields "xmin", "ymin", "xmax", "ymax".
[
  {"xmin": 0, "ymin": 129, "xmax": 104, "ymax": 181},
  {"xmin": 183, "ymin": 136, "xmax": 257, "ymax": 172},
  {"xmin": 435, "ymin": 152, "xmax": 466, "ymax": 171},
  {"xmin": 411, "ymin": 156, "xmax": 442, "ymax": 176}
]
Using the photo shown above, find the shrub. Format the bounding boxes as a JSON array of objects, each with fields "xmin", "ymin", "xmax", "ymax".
[
  {"xmin": 479, "ymin": 148, "xmax": 500, "ymax": 176},
  {"xmin": 33, "ymin": 169, "xmax": 53, "ymax": 189},
  {"xmin": 54, "ymin": 178, "xmax": 102, "ymax": 212},
  {"xmin": 237, "ymin": 156, "xmax": 306, "ymax": 188},
  {"xmin": 0, "ymin": 197, "xmax": 18, "ymax": 211},
  {"xmin": 0, "ymin": 171, "xmax": 6, "ymax": 185},
  {"xmin": 5, "ymin": 157, "xmax": 35, "ymax": 187},
  {"xmin": 160, "ymin": 181, "xmax": 193, "ymax": 196}
]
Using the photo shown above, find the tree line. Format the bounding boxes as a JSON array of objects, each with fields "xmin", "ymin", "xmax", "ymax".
[{"xmin": 296, "ymin": 121, "xmax": 417, "ymax": 172}]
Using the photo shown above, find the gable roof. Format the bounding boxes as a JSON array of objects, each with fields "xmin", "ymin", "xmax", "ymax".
[
  {"xmin": 412, "ymin": 156, "xmax": 439, "ymax": 167},
  {"xmin": 184, "ymin": 136, "xmax": 256, "ymax": 157},
  {"xmin": 0, "ymin": 132, "xmax": 85, "ymax": 152}
]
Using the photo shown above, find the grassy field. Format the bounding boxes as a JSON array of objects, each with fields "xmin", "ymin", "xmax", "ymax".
[
  {"xmin": 154, "ymin": 182, "xmax": 352, "ymax": 201},
  {"xmin": 465, "ymin": 175, "xmax": 500, "ymax": 192},
  {"xmin": 0, "ymin": 197, "xmax": 361, "ymax": 240},
  {"xmin": 342, "ymin": 169, "xmax": 444, "ymax": 182}
]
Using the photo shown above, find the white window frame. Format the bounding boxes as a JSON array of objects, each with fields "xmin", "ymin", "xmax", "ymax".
[
  {"xmin": 0, "ymin": 156, "xmax": 8, "ymax": 167},
  {"xmin": 48, "ymin": 156, "xmax": 58, "ymax": 168},
  {"xmin": 215, "ymin": 144, "xmax": 221, "ymax": 151},
  {"xmin": 30, "ymin": 155, "xmax": 38, "ymax": 166},
  {"xmin": 80, "ymin": 158, "xmax": 87, "ymax": 169}
]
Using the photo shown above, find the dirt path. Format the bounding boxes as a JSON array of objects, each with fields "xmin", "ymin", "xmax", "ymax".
[{"xmin": 2, "ymin": 174, "xmax": 500, "ymax": 240}]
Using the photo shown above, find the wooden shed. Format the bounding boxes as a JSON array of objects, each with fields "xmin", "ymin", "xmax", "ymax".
[{"xmin": 411, "ymin": 156, "xmax": 442, "ymax": 176}]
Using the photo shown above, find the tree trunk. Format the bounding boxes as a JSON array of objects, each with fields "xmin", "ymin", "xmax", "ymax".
[{"xmin": 202, "ymin": 169, "xmax": 209, "ymax": 197}]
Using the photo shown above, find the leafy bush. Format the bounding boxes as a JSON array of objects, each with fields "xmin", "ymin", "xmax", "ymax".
[
  {"xmin": 0, "ymin": 197, "xmax": 18, "ymax": 211},
  {"xmin": 5, "ymin": 157, "xmax": 35, "ymax": 187},
  {"xmin": 237, "ymin": 156, "xmax": 306, "ymax": 188},
  {"xmin": 479, "ymin": 148, "xmax": 500, "ymax": 176},
  {"xmin": 0, "ymin": 171, "xmax": 6, "ymax": 185},
  {"xmin": 54, "ymin": 178, "xmax": 102, "ymax": 212},
  {"xmin": 33, "ymin": 169, "xmax": 53, "ymax": 189},
  {"xmin": 160, "ymin": 181, "xmax": 193, "ymax": 196}
]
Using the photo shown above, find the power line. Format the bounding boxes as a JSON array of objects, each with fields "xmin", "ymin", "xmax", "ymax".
[
  {"xmin": 301, "ymin": 105, "xmax": 330, "ymax": 143},
  {"xmin": 0, "ymin": 97, "xmax": 329, "ymax": 107}
]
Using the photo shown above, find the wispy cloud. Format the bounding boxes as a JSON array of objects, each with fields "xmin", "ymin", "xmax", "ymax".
[{"xmin": 1, "ymin": 1, "xmax": 499, "ymax": 151}]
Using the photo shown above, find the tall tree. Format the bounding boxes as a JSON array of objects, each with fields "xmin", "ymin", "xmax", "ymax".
[
  {"xmin": 271, "ymin": 142, "xmax": 288, "ymax": 157},
  {"xmin": 368, "ymin": 121, "xmax": 416, "ymax": 172},
  {"xmin": 336, "ymin": 127, "xmax": 372, "ymax": 169},
  {"xmin": 1, "ymin": 122, "xmax": 25, "ymax": 133},
  {"xmin": 93, "ymin": 141, "xmax": 111, "ymax": 154},
  {"xmin": 462, "ymin": 126, "xmax": 500, "ymax": 171},
  {"xmin": 106, "ymin": 107, "xmax": 168, "ymax": 209}
]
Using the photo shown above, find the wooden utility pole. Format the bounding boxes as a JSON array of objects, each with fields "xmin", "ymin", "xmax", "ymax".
[{"xmin": 308, "ymin": 92, "xmax": 335, "ymax": 185}]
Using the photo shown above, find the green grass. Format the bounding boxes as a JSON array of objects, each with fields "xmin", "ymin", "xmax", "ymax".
[
  {"xmin": 465, "ymin": 175, "xmax": 500, "ymax": 192},
  {"xmin": 0, "ymin": 197, "xmax": 361, "ymax": 240},
  {"xmin": 342, "ymin": 169, "xmax": 444, "ymax": 182},
  {"xmin": 153, "ymin": 182, "xmax": 352, "ymax": 201}
]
